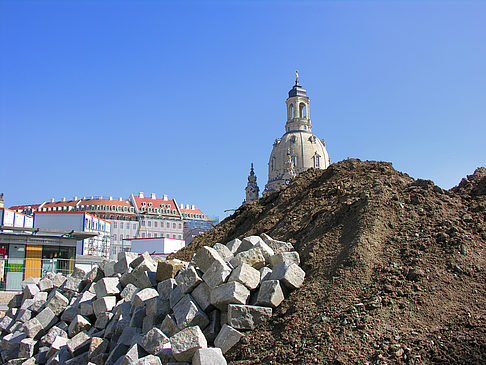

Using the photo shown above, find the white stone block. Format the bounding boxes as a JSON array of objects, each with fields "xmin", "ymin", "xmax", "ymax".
[
  {"xmin": 46, "ymin": 291, "xmax": 69, "ymax": 316},
  {"xmin": 191, "ymin": 282, "xmax": 212, "ymax": 312},
  {"xmin": 227, "ymin": 304, "xmax": 272, "ymax": 330},
  {"xmin": 173, "ymin": 294, "xmax": 210, "ymax": 330},
  {"xmin": 139, "ymin": 327, "xmax": 170, "ymax": 355},
  {"xmin": 269, "ymin": 251, "xmax": 300, "ymax": 267},
  {"xmin": 230, "ymin": 247, "xmax": 266, "ymax": 269},
  {"xmin": 210, "ymin": 281, "xmax": 250, "ymax": 310},
  {"xmin": 214, "ymin": 324, "xmax": 244, "ymax": 354},
  {"xmin": 212, "ymin": 243, "xmax": 234, "ymax": 263},
  {"xmin": 202, "ymin": 260, "xmax": 232, "ymax": 289},
  {"xmin": 133, "ymin": 288, "xmax": 159, "ymax": 307},
  {"xmin": 192, "ymin": 246, "xmax": 225, "ymax": 273},
  {"xmin": 225, "ymin": 238, "xmax": 241, "ymax": 254},
  {"xmin": 228, "ymin": 263, "xmax": 260, "ymax": 290},
  {"xmin": 192, "ymin": 347, "xmax": 227, "ymax": 365},
  {"xmin": 170, "ymin": 326, "xmax": 207, "ymax": 362},
  {"xmin": 270, "ymin": 262, "xmax": 305, "ymax": 289},
  {"xmin": 175, "ymin": 266, "xmax": 202, "ymax": 294},
  {"xmin": 92, "ymin": 296, "xmax": 117, "ymax": 317},
  {"xmin": 94, "ymin": 277, "xmax": 120, "ymax": 298},
  {"xmin": 256, "ymin": 280, "xmax": 285, "ymax": 308}
]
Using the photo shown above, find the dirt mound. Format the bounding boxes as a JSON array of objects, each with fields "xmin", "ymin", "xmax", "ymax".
[
  {"xmin": 452, "ymin": 167, "xmax": 486, "ymax": 197},
  {"xmin": 172, "ymin": 159, "xmax": 486, "ymax": 364}
]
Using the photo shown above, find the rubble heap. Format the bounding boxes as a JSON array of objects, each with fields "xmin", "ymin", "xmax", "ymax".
[
  {"xmin": 0, "ymin": 234, "xmax": 304, "ymax": 365},
  {"xmin": 172, "ymin": 160, "xmax": 486, "ymax": 364}
]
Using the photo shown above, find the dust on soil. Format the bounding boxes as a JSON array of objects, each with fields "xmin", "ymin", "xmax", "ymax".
[{"xmin": 172, "ymin": 159, "xmax": 486, "ymax": 364}]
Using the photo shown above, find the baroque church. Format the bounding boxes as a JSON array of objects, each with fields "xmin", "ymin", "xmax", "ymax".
[{"xmin": 245, "ymin": 73, "xmax": 331, "ymax": 202}]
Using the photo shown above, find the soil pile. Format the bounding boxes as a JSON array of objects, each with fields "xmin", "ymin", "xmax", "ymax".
[{"xmin": 172, "ymin": 159, "xmax": 486, "ymax": 364}]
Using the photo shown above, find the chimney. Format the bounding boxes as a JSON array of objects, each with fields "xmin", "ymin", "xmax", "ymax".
[
  {"xmin": 51, "ymin": 198, "xmax": 55, "ymax": 203},
  {"xmin": 191, "ymin": 205, "xmax": 195, "ymax": 210},
  {"xmin": 73, "ymin": 196, "xmax": 78, "ymax": 200},
  {"xmin": 180, "ymin": 204, "xmax": 183, "ymax": 208},
  {"xmin": 163, "ymin": 195, "xmax": 168, "ymax": 200},
  {"xmin": 62, "ymin": 197, "xmax": 66, "ymax": 202},
  {"xmin": 119, "ymin": 197, "xmax": 122, "ymax": 201},
  {"xmin": 151, "ymin": 193, "xmax": 156, "ymax": 199},
  {"xmin": 139, "ymin": 192, "xmax": 144, "ymax": 198},
  {"xmin": 109, "ymin": 197, "xmax": 113, "ymax": 200},
  {"xmin": 186, "ymin": 204, "xmax": 189, "ymax": 209}
]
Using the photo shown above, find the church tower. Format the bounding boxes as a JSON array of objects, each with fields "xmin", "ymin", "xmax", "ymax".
[
  {"xmin": 264, "ymin": 73, "xmax": 330, "ymax": 193},
  {"xmin": 245, "ymin": 163, "xmax": 260, "ymax": 203}
]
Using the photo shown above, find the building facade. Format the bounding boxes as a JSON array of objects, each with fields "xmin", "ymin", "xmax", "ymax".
[
  {"xmin": 10, "ymin": 192, "xmax": 212, "ymax": 259},
  {"xmin": 180, "ymin": 204, "xmax": 216, "ymax": 245},
  {"xmin": 1, "ymin": 207, "xmax": 97, "ymax": 290},
  {"xmin": 264, "ymin": 74, "xmax": 331, "ymax": 193},
  {"xmin": 34, "ymin": 212, "xmax": 111, "ymax": 258},
  {"xmin": 129, "ymin": 192, "xmax": 184, "ymax": 241}
]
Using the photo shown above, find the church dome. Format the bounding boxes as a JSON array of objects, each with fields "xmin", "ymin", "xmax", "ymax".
[{"xmin": 264, "ymin": 74, "xmax": 330, "ymax": 193}]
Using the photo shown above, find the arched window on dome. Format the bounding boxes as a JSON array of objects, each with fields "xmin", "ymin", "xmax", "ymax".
[
  {"xmin": 291, "ymin": 156, "xmax": 297, "ymax": 168},
  {"xmin": 313, "ymin": 153, "xmax": 321, "ymax": 168},
  {"xmin": 299, "ymin": 103, "xmax": 307, "ymax": 118},
  {"xmin": 271, "ymin": 157, "xmax": 276, "ymax": 171}
]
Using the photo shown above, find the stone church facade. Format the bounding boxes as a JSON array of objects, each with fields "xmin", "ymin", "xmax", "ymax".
[
  {"xmin": 264, "ymin": 74, "xmax": 331, "ymax": 193},
  {"xmin": 244, "ymin": 74, "xmax": 331, "ymax": 201}
]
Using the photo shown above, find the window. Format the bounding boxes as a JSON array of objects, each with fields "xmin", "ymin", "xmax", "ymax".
[
  {"xmin": 148, "ymin": 221, "xmax": 152, "ymax": 227},
  {"xmin": 291, "ymin": 155, "xmax": 297, "ymax": 167},
  {"xmin": 142, "ymin": 221, "xmax": 145, "ymax": 227},
  {"xmin": 142, "ymin": 233, "xmax": 145, "ymax": 238},
  {"xmin": 154, "ymin": 221, "xmax": 158, "ymax": 228},
  {"xmin": 289, "ymin": 103, "xmax": 294, "ymax": 119},
  {"xmin": 166, "ymin": 222, "xmax": 170, "ymax": 228},
  {"xmin": 133, "ymin": 224, "xmax": 137, "ymax": 230},
  {"xmin": 113, "ymin": 234, "xmax": 117, "ymax": 241},
  {"xmin": 120, "ymin": 222, "xmax": 124, "ymax": 229},
  {"xmin": 178, "ymin": 235, "xmax": 182, "ymax": 239},
  {"xmin": 313, "ymin": 154, "xmax": 321, "ymax": 168},
  {"xmin": 178, "ymin": 223, "xmax": 182, "ymax": 229},
  {"xmin": 120, "ymin": 234, "xmax": 123, "ymax": 239},
  {"xmin": 172, "ymin": 223, "xmax": 176, "ymax": 229},
  {"xmin": 299, "ymin": 103, "xmax": 307, "ymax": 118},
  {"xmin": 113, "ymin": 222, "xmax": 117, "ymax": 228}
]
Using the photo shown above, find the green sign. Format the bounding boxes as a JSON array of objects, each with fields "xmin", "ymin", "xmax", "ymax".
[{"xmin": 7, "ymin": 263, "xmax": 24, "ymax": 272}]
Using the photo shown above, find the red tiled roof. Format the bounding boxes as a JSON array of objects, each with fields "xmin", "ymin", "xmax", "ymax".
[
  {"xmin": 9, "ymin": 204, "xmax": 42, "ymax": 211},
  {"xmin": 180, "ymin": 206, "xmax": 208, "ymax": 220},
  {"xmin": 132, "ymin": 196, "xmax": 178, "ymax": 212},
  {"xmin": 43, "ymin": 200, "xmax": 80, "ymax": 207},
  {"xmin": 79, "ymin": 199, "xmax": 132, "ymax": 207}
]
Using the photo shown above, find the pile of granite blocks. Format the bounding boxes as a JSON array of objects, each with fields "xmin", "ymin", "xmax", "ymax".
[{"xmin": 0, "ymin": 233, "xmax": 305, "ymax": 365}]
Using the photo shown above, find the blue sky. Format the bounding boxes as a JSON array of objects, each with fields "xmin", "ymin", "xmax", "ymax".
[{"xmin": 1, "ymin": 0, "xmax": 485, "ymax": 220}]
